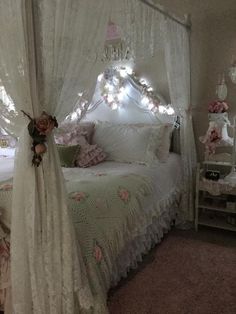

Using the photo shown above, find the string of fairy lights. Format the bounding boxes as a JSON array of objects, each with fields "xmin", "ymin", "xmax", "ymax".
[
  {"xmin": 65, "ymin": 66, "xmax": 175, "ymax": 122},
  {"xmin": 98, "ymin": 66, "xmax": 175, "ymax": 115}
]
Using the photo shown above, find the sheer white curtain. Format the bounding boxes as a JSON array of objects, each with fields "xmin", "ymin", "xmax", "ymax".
[
  {"xmin": 0, "ymin": 0, "xmax": 110, "ymax": 313},
  {"xmin": 162, "ymin": 17, "xmax": 197, "ymax": 222},
  {"xmin": 110, "ymin": 0, "xmax": 163, "ymax": 60}
]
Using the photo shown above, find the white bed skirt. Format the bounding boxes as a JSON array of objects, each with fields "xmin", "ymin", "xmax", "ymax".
[{"xmin": 109, "ymin": 189, "xmax": 180, "ymax": 288}]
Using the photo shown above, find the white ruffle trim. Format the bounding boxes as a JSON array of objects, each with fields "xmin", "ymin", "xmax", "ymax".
[{"xmin": 110, "ymin": 189, "xmax": 180, "ymax": 287}]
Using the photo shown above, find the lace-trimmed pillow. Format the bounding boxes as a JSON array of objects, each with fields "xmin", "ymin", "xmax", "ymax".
[
  {"xmin": 75, "ymin": 136, "xmax": 106, "ymax": 168},
  {"xmin": 93, "ymin": 122, "xmax": 165, "ymax": 165}
]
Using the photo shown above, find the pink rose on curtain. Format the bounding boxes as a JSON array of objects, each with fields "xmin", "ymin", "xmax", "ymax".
[{"xmin": 35, "ymin": 112, "xmax": 58, "ymax": 135}]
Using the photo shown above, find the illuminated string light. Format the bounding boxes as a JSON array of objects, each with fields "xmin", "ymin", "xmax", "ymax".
[{"xmin": 99, "ymin": 66, "xmax": 175, "ymax": 115}]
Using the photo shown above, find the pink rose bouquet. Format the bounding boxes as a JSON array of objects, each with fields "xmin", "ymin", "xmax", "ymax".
[{"xmin": 208, "ymin": 100, "xmax": 229, "ymax": 113}]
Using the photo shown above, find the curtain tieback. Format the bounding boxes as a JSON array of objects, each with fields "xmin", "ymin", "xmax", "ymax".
[{"xmin": 21, "ymin": 110, "xmax": 58, "ymax": 166}]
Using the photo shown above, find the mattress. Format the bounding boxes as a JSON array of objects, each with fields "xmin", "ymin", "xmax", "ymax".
[{"xmin": 0, "ymin": 154, "xmax": 182, "ymax": 311}]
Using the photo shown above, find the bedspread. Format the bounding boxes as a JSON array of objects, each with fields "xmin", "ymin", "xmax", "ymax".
[{"xmin": 0, "ymin": 156, "xmax": 182, "ymax": 312}]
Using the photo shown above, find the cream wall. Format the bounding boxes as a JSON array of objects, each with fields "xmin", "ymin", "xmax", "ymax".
[{"xmin": 152, "ymin": 0, "xmax": 236, "ymax": 160}]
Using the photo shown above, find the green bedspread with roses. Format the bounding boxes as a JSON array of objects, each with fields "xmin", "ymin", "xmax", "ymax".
[
  {"xmin": 66, "ymin": 171, "xmax": 155, "ymax": 311},
  {"xmin": 0, "ymin": 170, "xmax": 173, "ymax": 313}
]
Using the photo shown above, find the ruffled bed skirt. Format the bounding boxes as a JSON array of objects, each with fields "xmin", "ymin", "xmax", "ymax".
[{"xmin": 110, "ymin": 189, "xmax": 179, "ymax": 287}]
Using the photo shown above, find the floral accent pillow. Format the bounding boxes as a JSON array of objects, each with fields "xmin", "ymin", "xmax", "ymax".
[
  {"xmin": 75, "ymin": 135, "xmax": 106, "ymax": 168},
  {"xmin": 54, "ymin": 122, "xmax": 95, "ymax": 145}
]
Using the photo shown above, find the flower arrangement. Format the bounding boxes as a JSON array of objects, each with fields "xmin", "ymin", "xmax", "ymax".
[
  {"xmin": 22, "ymin": 110, "xmax": 58, "ymax": 166},
  {"xmin": 199, "ymin": 126, "xmax": 222, "ymax": 155},
  {"xmin": 208, "ymin": 100, "xmax": 229, "ymax": 113}
]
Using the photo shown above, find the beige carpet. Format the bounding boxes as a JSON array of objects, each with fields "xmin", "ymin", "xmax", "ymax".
[{"xmin": 108, "ymin": 228, "xmax": 236, "ymax": 314}]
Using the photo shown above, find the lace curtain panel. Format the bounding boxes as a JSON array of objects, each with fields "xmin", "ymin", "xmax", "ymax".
[
  {"xmin": 162, "ymin": 17, "xmax": 197, "ymax": 222},
  {"xmin": 0, "ymin": 0, "xmax": 110, "ymax": 313},
  {"xmin": 110, "ymin": 0, "xmax": 163, "ymax": 60},
  {"xmin": 0, "ymin": 0, "xmax": 195, "ymax": 312}
]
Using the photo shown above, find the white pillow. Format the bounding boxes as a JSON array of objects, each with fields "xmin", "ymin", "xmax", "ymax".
[
  {"xmin": 129, "ymin": 123, "xmax": 174, "ymax": 162},
  {"xmin": 93, "ymin": 122, "xmax": 167, "ymax": 165},
  {"xmin": 155, "ymin": 124, "xmax": 174, "ymax": 162}
]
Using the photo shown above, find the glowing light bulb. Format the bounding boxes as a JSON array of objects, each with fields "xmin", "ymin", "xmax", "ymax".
[
  {"xmin": 159, "ymin": 105, "xmax": 166, "ymax": 114},
  {"xmin": 141, "ymin": 96, "xmax": 149, "ymax": 106},
  {"xmin": 126, "ymin": 67, "xmax": 133, "ymax": 75},
  {"xmin": 71, "ymin": 112, "xmax": 77, "ymax": 120},
  {"xmin": 107, "ymin": 94, "xmax": 114, "ymax": 103},
  {"xmin": 111, "ymin": 103, "xmax": 118, "ymax": 110},
  {"xmin": 106, "ymin": 83, "xmax": 114, "ymax": 92},
  {"xmin": 97, "ymin": 73, "xmax": 103, "ymax": 82},
  {"xmin": 139, "ymin": 78, "xmax": 148, "ymax": 85},
  {"xmin": 119, "ymin": 68, "xmax": 128, "ymax": 78},
  {"xmin": 147, "ymin": 86, "xmax": 153, "ymax": 92},
  {"xmin": 166, "ymin": 106, "xmax": 175, "ymax": 115}
]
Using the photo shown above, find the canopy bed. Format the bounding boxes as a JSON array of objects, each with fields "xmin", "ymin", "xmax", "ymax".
[{"xmin": 0, "ymin": 0, "xmax": 196, "ymax": 313}]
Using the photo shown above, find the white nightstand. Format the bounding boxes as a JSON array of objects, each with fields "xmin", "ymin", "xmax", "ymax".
[{"xmin": 195, "ymin": 162, "xmax": 236, "ymax": 232}]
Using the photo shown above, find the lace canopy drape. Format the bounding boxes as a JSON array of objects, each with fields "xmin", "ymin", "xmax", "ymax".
[
  {"xmin": 0, "ymin": 0, "xmax": 109, "ymax": 312},
  {"xmin": 0, "ymin": 0, "xmax": 196, "ymax": 312},
  {"xmin": 162, "ymin": 17, "xmax": 197, "ymax": 221}
]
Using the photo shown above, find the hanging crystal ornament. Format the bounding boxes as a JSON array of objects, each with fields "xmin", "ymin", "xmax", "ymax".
[
  {"xmin": 216, "ymin": 73, "xmax": 227, "ymax": 101},
  {"xmin": 229, "ymin": 59, "xmax": 236, "ymax": 84}
]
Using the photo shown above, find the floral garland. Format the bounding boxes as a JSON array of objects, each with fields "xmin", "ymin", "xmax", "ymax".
[{"xmin": 22, "ymin": 111, "xmax": 58, "ymax": 166}]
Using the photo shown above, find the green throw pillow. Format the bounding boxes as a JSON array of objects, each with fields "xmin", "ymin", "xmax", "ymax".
[{"xmin": 57, "ymin": 144, "xmax": 80, "ymax": 167}]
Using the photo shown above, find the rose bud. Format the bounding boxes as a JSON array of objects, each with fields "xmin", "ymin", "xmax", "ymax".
[{"xmin": 35, "ymin": 143, "xmax": 47, "ymax": 155}]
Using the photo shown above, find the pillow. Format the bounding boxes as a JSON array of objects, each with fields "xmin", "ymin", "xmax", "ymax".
[
  {"xmin": 57, "ymin": 144, "xmax": 80, "ymax": 167},
  {"xmin": 156, "ymin": 124, "xmax": 174, "ymax": 162},
  {"xmin": 54, "ymin": 122, "xmax": 95, "ymax": 145},
  {"xmin": 75, "ymin": 135, "xmax": 106, "ymax": 168},
  {"xmin": 93, "ymin": 122, "xmax": 165, "ymax": 165},
  {"xmin": 127, "ymin": 123, "xmax": 174, "ymax": 162}
]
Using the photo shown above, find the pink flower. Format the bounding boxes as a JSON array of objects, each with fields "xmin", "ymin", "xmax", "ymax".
[
  {"xmin": 71, "ymin": 191, "xmax": 87, "ymax": 202},
  {"xmin": 208, "ymin": 100, "xmax": 229, "ymax": 113},
  {"xmin": 118, "ymin": 187, "xmax": 130, "ymax": 203},
  {"xmin": 35, "ymin": 112, "xmax": 58, "ymax": 135},
  {"xmin": 209, "ymin": 129, "xmax": 221, "ymax": 142},
  {"xmin": 200, "ymin": 127, "xmax": 222, "ymax": 154},
  {"xmin": 94, "ymin": 244, "xmax": 103, "ymax": 263}
]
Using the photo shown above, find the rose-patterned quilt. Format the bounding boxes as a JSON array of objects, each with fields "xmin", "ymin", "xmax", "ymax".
[{"xmin": 0, "ymin": 158, "xmax": 182, "ymax": 312}]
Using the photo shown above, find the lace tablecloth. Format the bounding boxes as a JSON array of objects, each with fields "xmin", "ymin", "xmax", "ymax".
[{"xmin": 199, "ymin": 178, "xmax": 236, "ymax": 196}]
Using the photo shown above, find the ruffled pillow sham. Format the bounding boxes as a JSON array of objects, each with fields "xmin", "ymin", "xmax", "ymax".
[
  {"xmin": 75, "ymin": 135, "xmax": 106, "ymax": 168},
  {"xmin": 93, "ymin": 121, "xmax": 169, "ymax": 165}
]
